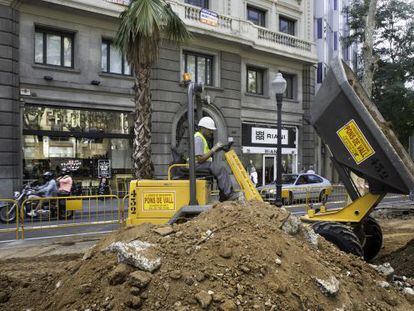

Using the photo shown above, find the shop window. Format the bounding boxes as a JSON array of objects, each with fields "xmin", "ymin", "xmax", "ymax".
[
  {"xmin": 282, "ymin": 73, "xmax": 295, "ymax": 99},
  {"xmin": 247, "ymin": 66, "xmax": 264, "ymax": 95},
  {"xmin": 182, "ymin": 51, "xmax": 213, "ymax": 86},
  {"xmin": 23, "ymin": 106, "xmax": 133, "ymax": 183},
  {"xmin": 35, "ymin": 27, "xmax": 74, "ymax": 68},
  {"xmin": 101, "ymin": 40, "xmax": 132, "ymax": 75},
  {"xmin": 247, "ymin": 5, "xmax": 266, "ymax": 27},
  {"xmin": 23, "ymin": 105, "xmax": 132, "ymax": 135},
  {"xmin": 279, "ymin": 16, "xmax": 295, "ymax": 36},
  {"xmin": 185, "ymin": 0, "xmax": 208, "ymax": 8}
]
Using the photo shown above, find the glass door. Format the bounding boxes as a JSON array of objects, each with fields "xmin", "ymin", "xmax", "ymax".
[{"xmin": 262, "ymin": 155, "xmax": 276, "ymax": 186}]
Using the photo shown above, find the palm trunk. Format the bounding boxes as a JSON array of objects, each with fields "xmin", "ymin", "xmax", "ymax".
[
  {"xmin": 361, "ymin": 0, "xmax": 377, "ymax": 98},
  {"xmin": 133, "ymin": 64, "xmax": 153, "ymax": 179}
]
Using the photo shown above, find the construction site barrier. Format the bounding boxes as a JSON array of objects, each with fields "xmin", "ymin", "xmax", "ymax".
[
  {"xmin": 19, "ymin": 194, "xmax": 122, "ymax": 239},
  {"xmin": 259, "ymin": 184, "xmax": 348, "ymax": 209},
  {"xmin": 0, "ymin": 198, "xmax": 20, "ymax": 240}
]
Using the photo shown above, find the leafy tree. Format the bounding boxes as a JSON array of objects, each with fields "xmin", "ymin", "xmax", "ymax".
[
  {"xmin": 346, "ymin": 0, "xmax": 414, "ymax": 146},
  {"xmin": 115, "ymin": 0, "xmax": 191, "ymax": 179}
]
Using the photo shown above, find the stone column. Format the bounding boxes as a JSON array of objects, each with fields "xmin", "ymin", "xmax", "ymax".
[
  {"xmin": 0, "ymin": 2, "xmax": 20, "ymax": 197},
  {"xmin": 301, "ymin": 63, "xmax": 316, "ymax": 172}
]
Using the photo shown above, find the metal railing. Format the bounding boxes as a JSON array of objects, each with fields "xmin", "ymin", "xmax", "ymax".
[
  {"xmin": 258, "ymin": 184, "xmax": 348, "ymax": 209},
  {"xmin": 0, "ymin": 198, "xmax": 20, "ymax": 239},
  {"xmin": 171, "ymin": 1, "xmax": 315, "ymax": 59},
  {"xmin": 0, "ymin": 195, "xmax": 130, "ymax": 240}
]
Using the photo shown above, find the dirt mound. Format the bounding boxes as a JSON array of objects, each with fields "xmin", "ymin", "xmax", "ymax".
[
  {"xmin": 379, "ymin": 239, "xmax": 414, "ymax": 278},
  {"xmin": 2, "ymin": 202, "xmax": 414, "ymax": 310}
]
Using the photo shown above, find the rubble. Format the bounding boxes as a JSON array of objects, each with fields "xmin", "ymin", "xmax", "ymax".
[
  {"xmin": 104, "ymin": 240, "xmax": 161, "ymax": 272},
  {"xmin": 315, "ymin": 276, "xmax": 340, "ymax": 296},
  {"xmin": 1, "ymin": 201, "xmax": 413, "ymax": 310}
]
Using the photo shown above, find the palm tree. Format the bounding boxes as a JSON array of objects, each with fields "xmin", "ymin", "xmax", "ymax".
[{"xmin": 115, "ymin": 0, "xmax": 191, "ymax": 179}]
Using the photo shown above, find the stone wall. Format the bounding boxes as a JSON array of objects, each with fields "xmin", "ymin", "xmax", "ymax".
[{"xmin": 0, "ymin": 4, "xmax": 20, "ymax": 197}]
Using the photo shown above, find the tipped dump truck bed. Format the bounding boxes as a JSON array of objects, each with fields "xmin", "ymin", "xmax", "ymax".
[{"xmin": 312, "ymin": 58, "xmax": 414, "ymax": 195}]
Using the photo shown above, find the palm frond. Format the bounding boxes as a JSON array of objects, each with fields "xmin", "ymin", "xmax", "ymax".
[{"xmin": 114, "ymin": 0, "xmax": 191, "ymax": 68}]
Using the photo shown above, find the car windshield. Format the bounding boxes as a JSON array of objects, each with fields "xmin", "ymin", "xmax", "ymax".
[{"xmin": 282, "ymin": 174, "xmax": 298, "ymax": 184}]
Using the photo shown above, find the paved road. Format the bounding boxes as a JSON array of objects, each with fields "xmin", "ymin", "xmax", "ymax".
[{"xmin": 0, "ymin": 192, "xmax": 411, "ymax": 242}]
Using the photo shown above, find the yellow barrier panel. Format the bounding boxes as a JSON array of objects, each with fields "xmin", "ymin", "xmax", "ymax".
[
  {"xmin": 19, "ymin": 195, "xmax": 121, "ymax": 239},
  {"xmin": 0, "ymin": 198, "xmax": 19, "ymax": 240}
]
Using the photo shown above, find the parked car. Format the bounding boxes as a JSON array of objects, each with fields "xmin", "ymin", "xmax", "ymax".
[{"xmin": 257, "ymin": 173, "xmax": 333, "ymax": 204}]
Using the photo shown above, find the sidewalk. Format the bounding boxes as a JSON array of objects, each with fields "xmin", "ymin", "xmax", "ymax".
[{"xmin": 0, "ymin": 232, "xmax": 108, "ymax": 259}]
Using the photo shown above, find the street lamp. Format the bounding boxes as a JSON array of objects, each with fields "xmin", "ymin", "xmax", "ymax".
[{"xmin": 272, "ymin": 73, "xmax": 287, "ymax": 207}]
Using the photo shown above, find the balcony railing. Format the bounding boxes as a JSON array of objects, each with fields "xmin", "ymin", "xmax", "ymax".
[{"xmin": 171, "ymin": 1, "xmax": 315, "ymax": 61}]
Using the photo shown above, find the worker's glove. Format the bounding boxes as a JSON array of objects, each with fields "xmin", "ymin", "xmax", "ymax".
[{"xmin": 211, "ymin": 142, "xmax": 224, "ymax": 153}]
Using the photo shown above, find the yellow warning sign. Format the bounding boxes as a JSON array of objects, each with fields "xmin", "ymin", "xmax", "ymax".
[
  {"xmin": 143, "ymin": 192, "xmax": 175, "ymax": 211},
  {"xmin": 337, "ymin": 119, "xmax": 375, "ymax": 164}
]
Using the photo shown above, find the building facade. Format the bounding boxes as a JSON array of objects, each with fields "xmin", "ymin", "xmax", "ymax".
[
  {"xmin": 313, "ymin": 0, "xmax": 358, "ymax": 181},
  {"xmin": 0, "ymin": 0, "xmax": 317, "ymax": 197}
]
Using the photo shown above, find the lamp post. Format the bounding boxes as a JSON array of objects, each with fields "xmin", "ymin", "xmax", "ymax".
[{"xmin": 272, "ymin": 73, "xmax": 287, "ymax": 207}]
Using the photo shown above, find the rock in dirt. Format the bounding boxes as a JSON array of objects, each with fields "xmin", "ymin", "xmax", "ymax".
[
  {"xmin": 219, "ymin": 299, "xmax": 237, "ymax": 311},
  {"xmin": 105, "ymin": 240, "xmax": 161, "ymax": 272},
  {"xmin": 169, "ymin": 270, "xmax": 182, "ymax": 280},
  {"xmin": 126, "ymin": 296, "xmax": 142, "ymax": 308},
  {"xmin": 218, "ymin": 246, "xmax": 233, "ymax": 258},
  {"xmin": 108, "ymin": 263, "xmax": 133, "ymax": 286},
  {"xmin": 82, "ymin": 247, "xmax": 94, "ymax": 261},
  {"xmin": 0, "ymin": 291, "xmax": 10, "ymax": 303},
  {"xmin": 281, "ymin": 214, "xmax": 302, "ymax": 235},
  {"xmin": 371, "ymin": 263, "xmax": 395, "ymax": 281},
  {"xmin": 153, "ymin": 226, "xmax": 174, "ymax": 236},
  {"xmin": 403, "ymin": 287, "xmax": 414, "ymax": 295},
  {"xmin": 129, "ymin": 271, "xmax": 152, "ymax": 288},
  {"xmin": 377, "ymin": 281, "xmax": 391, "ymax": 289},
  {"xmin": 195, "ymin": 290, "xmax": 212, "ymax": 309},
  {"xmin": 315, "ymin": 276, "xmax": 340, "ymax": 296},
  {"xmin": 303, "ymin": 226, "xmax": 319, "ymax": 248}
]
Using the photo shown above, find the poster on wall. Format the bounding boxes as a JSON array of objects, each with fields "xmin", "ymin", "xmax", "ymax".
[{"xmin": 98, "ymin": 160, "xmax": 112, "ymax": 178}]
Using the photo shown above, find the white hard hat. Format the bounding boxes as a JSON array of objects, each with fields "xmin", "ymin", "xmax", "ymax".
[{"xmin": 198, "ymin": 116, "xmax": 216, "ymax": 130}]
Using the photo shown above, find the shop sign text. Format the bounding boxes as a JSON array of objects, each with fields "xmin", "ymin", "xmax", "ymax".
[{"xmin": 252, "ymin": 127, "xmax": 289, "ymax": 145}]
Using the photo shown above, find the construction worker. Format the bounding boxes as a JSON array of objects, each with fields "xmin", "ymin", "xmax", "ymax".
[{"xmin": 195, "ymin": 116, "xmax": 238, "ymax": 201}]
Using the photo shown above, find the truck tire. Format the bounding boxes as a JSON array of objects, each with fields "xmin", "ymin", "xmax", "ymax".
[
  {"xmin": 312, "ymin": 222, "xmax": 363, "ymax": 258},
  {"xmin": 361, "ymin": 216, "xmax": 383, "ymax": 262}
]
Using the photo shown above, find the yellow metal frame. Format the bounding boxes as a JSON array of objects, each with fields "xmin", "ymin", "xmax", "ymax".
[
  {"xmin": 0, "ymin": 198, "xmax": 19, "ymax": 239},
  {"xmin": 301, "ymin": 192, "xmax": 384, "ymax": 223},
  {"xmin": 167, "ymin": 164, "xmax": 189, "ymax": 180},
  {"xmin": 20, "ymin": 194, "xmax": 122, "ymax": 239},
  {"xmin": 224, "ymin": 149, "xmax": 263, "ymax": 201}
]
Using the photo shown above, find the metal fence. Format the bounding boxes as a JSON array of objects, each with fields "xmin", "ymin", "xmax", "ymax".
[
  {"xmin": 0, "ymin": 199, "xmax": 20, "ymax": 239},
  {"xmin": 258, "ymin": 184, "xmax": 348, "ymax": 209},
  {"xmin": 0, "ymin": 195, "xmax": 128, "ymax": 240}
]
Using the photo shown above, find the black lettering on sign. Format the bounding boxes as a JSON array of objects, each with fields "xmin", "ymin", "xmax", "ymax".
[{"xmin": 370, "ymin": 158, "xmax": 389, "ymax": 180}]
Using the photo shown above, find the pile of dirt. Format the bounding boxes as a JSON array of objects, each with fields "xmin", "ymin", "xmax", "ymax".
[
  {"xmin": 0, "ymin": 254, "xmax": 81, "ymax": 310},
  {"xmin": 2, "ymin": 201, "xmax": 414, "ymax": 310},
  {"xmin": 379, "ymin": 239, "xmax": 414, "ymax": 278}
]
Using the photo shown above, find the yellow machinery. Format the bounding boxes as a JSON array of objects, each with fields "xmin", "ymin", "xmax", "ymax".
[
  {"xmin": 127, "ymin": 148, "xmax": 275, "ymax": 225},
  {"xmin": 128, "ymin": 60, "xmax": 414, "ymax": 262}
]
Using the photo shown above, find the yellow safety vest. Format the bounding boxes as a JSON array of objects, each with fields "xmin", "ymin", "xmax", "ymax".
[{"xmin": 195, "ymin": 131, "xmax": 212, "ymax": 162}]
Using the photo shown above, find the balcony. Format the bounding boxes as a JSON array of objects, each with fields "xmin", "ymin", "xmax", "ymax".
[{"xmin": 170, "ymin": 1, "xmax": 316, "ymax": 63}]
